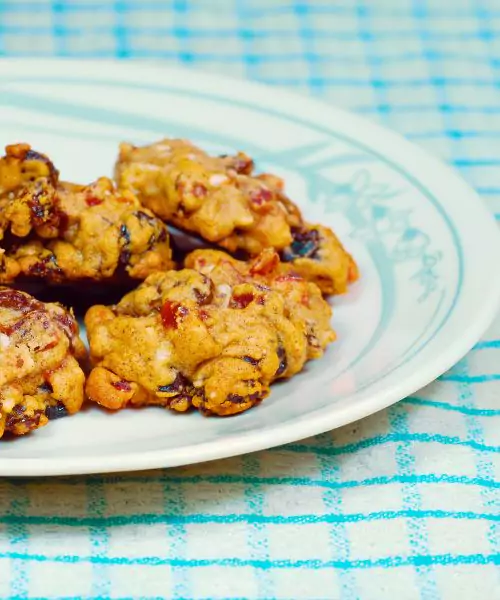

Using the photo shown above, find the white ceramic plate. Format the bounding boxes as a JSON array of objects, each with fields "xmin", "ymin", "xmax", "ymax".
[{"xmin": 1, "ymin": 60, "xmax": 499, "ymax": 477}]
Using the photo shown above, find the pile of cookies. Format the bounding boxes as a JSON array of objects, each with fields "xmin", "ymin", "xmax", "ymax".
[{"xmin": 0, "ymin": 139, "xmax": 358, "ymax": 438}]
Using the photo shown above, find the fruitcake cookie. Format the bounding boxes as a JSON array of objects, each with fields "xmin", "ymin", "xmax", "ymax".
[
  {"xmin": 85, "ymin": 252, "xmax": 335, "ymax": 416},
  {"xmin": 0, "ymin": 287, "xmax": 86, "ymax": 437},
  {"xmin": 0, "ymin": 144, "xmax": 173, "ymax": 284},
  {"xmin": 115, "ymin": 138, "xmax": 357, "ymax": 294}
]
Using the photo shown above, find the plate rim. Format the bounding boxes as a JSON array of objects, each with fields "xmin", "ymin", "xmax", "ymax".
[{"xmin": 0, "ymin": 59, "xmax": 499, "ymax": 476}]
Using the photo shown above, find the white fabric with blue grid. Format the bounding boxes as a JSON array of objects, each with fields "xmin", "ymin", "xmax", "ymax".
[{"xmin": 0, "ymin": 2, "xmax": 499, "ymax": 599}]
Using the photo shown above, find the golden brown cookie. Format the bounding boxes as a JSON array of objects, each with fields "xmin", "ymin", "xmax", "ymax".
[
  {"xmin": 0, "ymin": 144, "xmax": 173, "ymax": 285},
  {"xmin": 0, "ymin": 143, "xmax": 60, "ymax": 241},
  {"xmin": 185, "ymin": 248, "xmax": 335, "ymax": 356},
  {"xmin": 115, "ymin": 138, "xmax": 358, "ymax": 294},
  {"xmin": 0, "ymin": 287, "xmax": 86, "ymax": 438},
  {"xmin": 85, "ymin": 251, "xmax": 335, "ymax": 416},
  {"xmin": 115, "ymin": 138, "xmax": 302, "ymax": 255},
  {"xmin": 280, "ymin": 224, "xmax": 358, "ymax": 295}
]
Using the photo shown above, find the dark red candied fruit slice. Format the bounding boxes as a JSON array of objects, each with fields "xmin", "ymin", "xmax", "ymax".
[
  {"xmin": 85, "ymin": 195, "xmax": 103, "ymax": 207},
  {"xmin": 0, "ymin": 311, "xmax": 47, "ymax": 337},
  {"xmin": 160, "ymin": 301, "xmax": 189, "ymax": 329},
  {"xmin": 37, "ymin": 338, "xmax": 59, "ymax": 353},
  {"xmin": 230, "ymin": 292, "xmax": 254, "ymax": 309},
  {"xmin": 198, "ymin": 308, "xmax": 209, "ymax": 321},
  {"xmin": 111, "ymin": 380, "xmax": 132, "ymax": 392},
  {"xmin": 0, "ymin": 288, "xmax": 44, "ymax": 313}
]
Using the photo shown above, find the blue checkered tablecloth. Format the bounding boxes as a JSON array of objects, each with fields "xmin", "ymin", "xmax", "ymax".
[{"xmin": 1, "ymin": 2, "xmax": 500, "ymax": 599}]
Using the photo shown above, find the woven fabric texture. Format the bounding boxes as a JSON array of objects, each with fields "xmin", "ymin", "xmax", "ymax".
[{"xmin": 0, "ymin": 2, "xmax": 499, "ymax": 599}]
